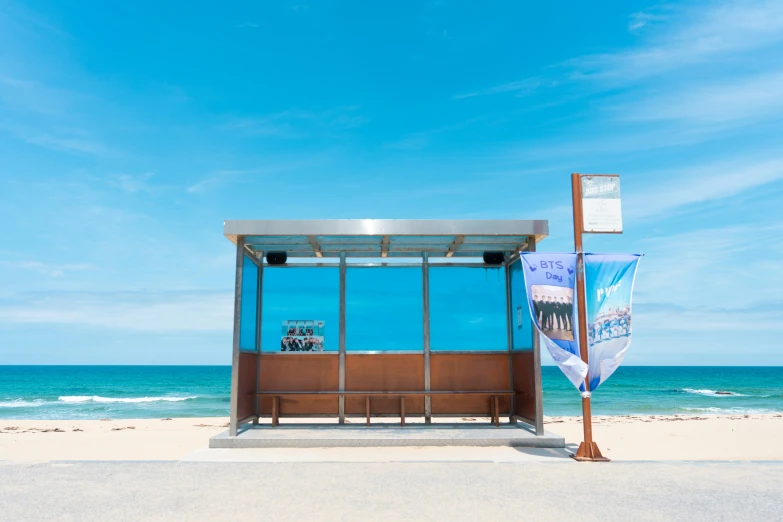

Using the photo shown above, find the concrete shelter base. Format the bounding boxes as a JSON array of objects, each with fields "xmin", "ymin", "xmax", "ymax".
[{"xmin": 209, "ymin": 422, "xmax": 565, "ymax": 449}]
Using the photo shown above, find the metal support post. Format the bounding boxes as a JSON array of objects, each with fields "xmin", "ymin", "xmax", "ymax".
[
  {"xmin": 505, "ymin": 256, "xmax": 515, "ymax": 423},
  {"xmin": 338, "ymin": 252, "xmax": 346, "ymax": 424},
  {"xmin": 422, "ymin": 253, "xmax": 432, "ymax": 423},
  {"xmin": 528, "ymin": 237, "xmax": 545, "ymax": 436},
  {"xmin": 254, "ymin": 253, "xmax": 263, "ymax": 424},
  {"xmin": 229, "ymin": 237, "xmax": 245, "ymax": 437}
]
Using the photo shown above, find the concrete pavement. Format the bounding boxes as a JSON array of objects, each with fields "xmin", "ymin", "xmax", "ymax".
[{"xmin": 1, "ymin": 460, "xmax": 781, "ymax": 521}]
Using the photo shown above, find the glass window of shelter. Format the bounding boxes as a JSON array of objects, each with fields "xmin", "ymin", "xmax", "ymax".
[
  {"xmin": 261, "ymin": 266, "xmax": 340, "ymax": 351},
  {"xmin": 346, "ymin": 267, "xmax": 423, "ymax": 351},
  {"xmin": 429, "ymin": 265, "xmax": 507, "ymax": 351}
]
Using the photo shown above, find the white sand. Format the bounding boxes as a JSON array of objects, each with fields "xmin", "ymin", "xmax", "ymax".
[
  {"xmin": 0, "ymin": 418, "xmax": 227, "ymax": 461},
  {"xmin": 547, "ymin": 413, "xmax": 783, "ymax": 460},
  {"xmin": 1, "ymin": 414, "xmax": 782, "ymax": 461}
]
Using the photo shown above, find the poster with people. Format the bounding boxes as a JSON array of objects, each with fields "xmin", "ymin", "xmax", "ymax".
[
  {"xmin": 519, "ymin": 253, "xmax": 587, "ymax": 390},
  {"xmin": 280, "ymin": 320, "xmax": 325, "ymax": 352},
  {"xmin": 585, "ymin": 254, "xmax": 641, "ymax": 391}
]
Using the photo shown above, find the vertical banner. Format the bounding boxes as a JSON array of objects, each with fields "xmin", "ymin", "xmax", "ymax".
[
  {"xmin": 519, "ymin": 253, "xmax": 587, "ymax": 390},
  {"xmin": 585, "ymin": 254, "xmax": 641, "ymax": 391}
]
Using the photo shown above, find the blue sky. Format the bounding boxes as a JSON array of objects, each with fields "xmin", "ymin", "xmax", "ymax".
[{"xmin": 1, "ymin": 0, "xmax": 782, "ymax": 365}]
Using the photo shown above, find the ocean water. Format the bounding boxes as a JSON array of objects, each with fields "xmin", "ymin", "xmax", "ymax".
[{"xmin": 0, "ymin": 365, "xmax": 781, "ymax": 420}]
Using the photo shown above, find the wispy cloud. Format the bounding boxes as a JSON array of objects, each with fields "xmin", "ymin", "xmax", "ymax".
[
  {"xmin": 632, "ymin": 223, "xmax": 783, "ymax": 319},
  {"xmin": 16, "ymin": 131, "xmax": 109, "ymax": 155},
  {"xmin": 0, "ymin": 291, "xmax": 232, "ymax": 331},
  {"xmin": 186, "ymin": 156, "xmax": 330, "ymax": 194},
  {"xmin": 0, "ymin": 74, "xmax": 110, "ymax": 155},
  {"xmin": 0, "ymin": 260, "xmax": 98, "ymax": 277},
  {"xmin": 186, "ymin": 170, "xmax": 252, "ymax": 194},
  {"xmin": 624, "ymin": 157, "xmax": 783, "ymax": 220},
  {"xmin": 0, "ymin": 75, "xmax": 74, "ymax": 116},
  {"xmin": 568, "ymin": 1, "xmax": 783, "ymax": 83},
  {"xmin": 221, "ymin": 107, "xmax": 369, "ymax": 138},
  {"xmin": 635, "ymin": 301, "xmax": 783, "ymax": 333},
  {"xmin": 109, "ymin": 173, "xmax": 166, "ymax": 194},
  {"xmin": 382, "ymin": 134, "xmax": 430, "ymax": 150},
  {"xmin": 453, "ymin": 78, "xmax": 543, "ymax": 100},
  {"xmin": 628, "ymin": 7, "xmax": 671, "ymax": 33},
  {"xmin": 613, "ymin": 70, "xmax": 783, "ymax": 126},
  {"xmin": 458, "ymin": 1, "xmax": 783, "ymax": 99},
  {"xmin": 381, "ymin": 116, "xmax": 490, "ymax": 150}
]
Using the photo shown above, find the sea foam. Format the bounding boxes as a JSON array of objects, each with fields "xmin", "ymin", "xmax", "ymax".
[
  {"xmin": 680, "ymin": 388, "xmax": 747, "ymax": 397},
  {"xmin": 58, "ymin": 396, "xmax": 196, "ymax": 404},
  {"xmin": 679, "ymin": 407, "xmax": 773, "ymax": 414},
  {"xmin": 0, "ymin": 399, "xmax": 45, "ymax": 408}
]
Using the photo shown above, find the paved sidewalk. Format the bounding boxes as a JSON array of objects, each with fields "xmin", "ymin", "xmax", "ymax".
[{"xmin": 1, "ymin": 460, "xmax": 781, "ymax": 521}]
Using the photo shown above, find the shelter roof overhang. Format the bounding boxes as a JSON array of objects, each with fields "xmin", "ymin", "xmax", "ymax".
[{"xmin": 224, "ymin": 219, "xmax": 548, "ymax": 259}]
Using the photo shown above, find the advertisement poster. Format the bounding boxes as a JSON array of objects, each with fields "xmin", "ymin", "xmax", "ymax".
[
  {"xmin": 581, "ymin": 175, "xmax": 622, "ymax": 233},
  {"xmin": 585, "ymin": 254, "xmax": 641, "ymax": 390},
  {"xmin": 519, "ymin": 253, "xmax": 587, "ymax": 390},
  {"xmin": 280, "ymin": 320, "xmax": 325, "ymax": 352}
]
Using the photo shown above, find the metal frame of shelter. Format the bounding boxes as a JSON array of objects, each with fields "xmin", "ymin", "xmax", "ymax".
[{"xmin": 224, "ymin": 219, "xmax": 549, "ymax": 436}]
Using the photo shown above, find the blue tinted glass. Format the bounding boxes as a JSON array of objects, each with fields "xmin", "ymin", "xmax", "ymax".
[
  {"xmin": 261, "ymin": 267, "xmax": 339, "ymax": 351},
  {"xmin": 239, "ymin": 255, "xmax": 258, "ymax": 351},
  {"xmin": 346, "ymin": 268, "xmax": 422, "ymax": 351},
  {"xmin": 509, "ymin": 259, "xmax": 533, "ymax": 350},
  {"xmin": 429, "ymin": 266, "xmax": 507, "ymax": 351}
]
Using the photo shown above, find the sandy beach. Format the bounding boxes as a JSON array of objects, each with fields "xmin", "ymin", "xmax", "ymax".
[{"xmin": 2, "ymin": 414, "xmax": 781, "ymax": 462}]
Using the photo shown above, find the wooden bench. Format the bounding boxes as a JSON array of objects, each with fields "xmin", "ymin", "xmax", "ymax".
[{"xmin": 254, "ymin": 391, "xmax": 515, "ymax": 427}]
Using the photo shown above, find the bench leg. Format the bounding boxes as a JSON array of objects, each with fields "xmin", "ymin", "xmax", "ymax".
[
  {"xmin": 489, "ymin": 395, "xmax": 495, "ymax": 426},
  {"xmin": 400, "ymin": 397, "xmax": 406, "ymax": 427},
  {"xmin": 272, "ymin": 396, "xmax": 279, "ymax": 427},
  {"xmin": 366, "ymin": 396, "xmax": 371, "ymax": 427},
  {"xmin": 493, "ymin": 395, "xmax": 500, "ymax": 427}
]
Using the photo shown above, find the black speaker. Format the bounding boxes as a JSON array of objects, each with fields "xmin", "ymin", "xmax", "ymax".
[
  {"xmin": 266, "ymin": 252, "xmax": 288, "ymax": 265},
  {"xmin": 483, "ymin": 251, "xmax": 505, "ymax": 265}
]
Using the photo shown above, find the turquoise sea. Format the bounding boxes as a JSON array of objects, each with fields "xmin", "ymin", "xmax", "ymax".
[{"xmin": 0, "ymin": 366, "xmax": 781, "ymax": 420}]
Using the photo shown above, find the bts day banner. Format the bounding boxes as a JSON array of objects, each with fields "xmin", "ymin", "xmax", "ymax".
[
  {"xmin": 519, "ymin": 253, "xmax": 587, "ymax": 391},
  {"xmin": 584, "ymin": 254, "xmax": 641, "ymax": 391}
]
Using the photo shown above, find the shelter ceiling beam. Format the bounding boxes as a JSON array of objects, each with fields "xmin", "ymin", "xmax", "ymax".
[
  {"xmin": 242, "ymin": 244, "xmax": 264, "ymax": 266},
  {"xmin": 444, "ymin": 235, "xmax": 465, "ymax": 258},
  {"xmin": 308, "ymin": 236, "xmax": 323, "ymax": 258}
]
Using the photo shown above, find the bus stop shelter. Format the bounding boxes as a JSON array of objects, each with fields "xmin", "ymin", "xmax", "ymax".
[{"xmin": 213, "ymin": 219, "xmax": 564, "ymax": 448}]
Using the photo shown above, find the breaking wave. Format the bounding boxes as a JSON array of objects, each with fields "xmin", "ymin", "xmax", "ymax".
[
  {"xmin": 679, "ymin": 388, "xmax": 748, "ymax": 397},
  {"xmin": 0, "ymin": 399, "xmax": 45, "ymax": 408},
  {"xmin": 678, "ymin": 407, "xmax": 774, "ymax": 414},
  {"xmin": 58, "ymin": 396, "xmax": 196, "ymax": 404}
]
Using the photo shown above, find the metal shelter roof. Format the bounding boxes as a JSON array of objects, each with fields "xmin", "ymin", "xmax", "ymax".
[{"xmin": 224, "ymin": 219, "xmax": 548, "ymax": 259}]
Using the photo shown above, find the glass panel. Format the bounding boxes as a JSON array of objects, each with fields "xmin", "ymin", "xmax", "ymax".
[
  {"xmin": 239, "ymin": 255, "xmax": 258, "ymax": 351},
  {"xmin": 509, "ymin": 259, "xmax": 533, "ymax": 350},
  {"xmin": 346, "ymin": 268, "xmax": 423, "ymax": 351},
  {"xmin": 261, "ymin": 267, "xmax": 339, "ymax": 351},
  {"xmin": 429, "ymin": 266, "xmax": 507, "ymax": 351}
]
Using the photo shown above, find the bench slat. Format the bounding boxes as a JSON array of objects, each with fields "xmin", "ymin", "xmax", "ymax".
[{"xmin": 254, "ymin": 390, "xmax": 514, "ymax": 396}]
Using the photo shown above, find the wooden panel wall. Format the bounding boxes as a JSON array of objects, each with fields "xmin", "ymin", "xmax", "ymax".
[
  {"xmin": 345, "ymin": 354, "xmax": 425, "ymax": 414},
  {"xmin": 511, "ymin": 351, "xmax": 535, "ymax": 420},
  {"xmin": 430, "ymin": 353, "xmax": 511, "ymax": 414},
  {"xmin": 258, "ymin": 354, "xmax": 339, "ymax": 415},
  {"xmin": 237, "ymin": 351, "xmax": 258, "ymax": 420},
  {"xmin": 245, "ymin": 352, "xmax": 531, "ymax": 419}
]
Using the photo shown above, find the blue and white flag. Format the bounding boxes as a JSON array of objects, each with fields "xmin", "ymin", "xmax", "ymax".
[
  {"xmin": 519, "ymin": 253, "xmax": 587, "ymax": 390},
  {"xmin": 585, "ymin": 254, "xmax": 641, "ymax": 391}
]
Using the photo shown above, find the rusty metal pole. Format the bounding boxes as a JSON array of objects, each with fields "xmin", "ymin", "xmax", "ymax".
[{"xmin": 571, "ymin": 173, "xmax": 608, "ymax": 462}]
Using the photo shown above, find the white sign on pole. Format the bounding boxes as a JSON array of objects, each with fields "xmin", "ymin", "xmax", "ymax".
[{"xmin": 581, "ymin": 175, "xmax": 622, "ymax": 233}]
